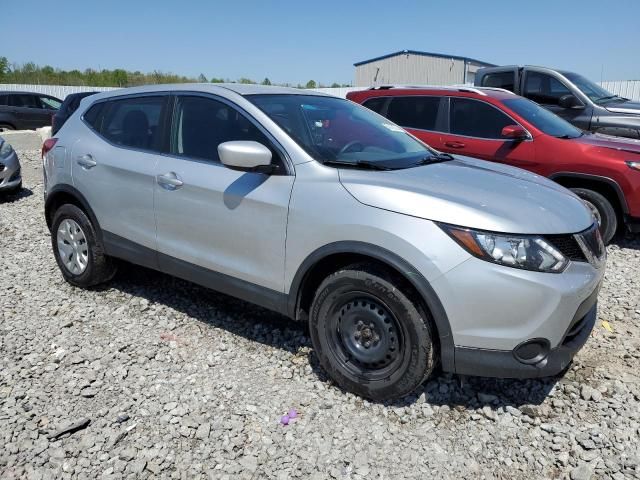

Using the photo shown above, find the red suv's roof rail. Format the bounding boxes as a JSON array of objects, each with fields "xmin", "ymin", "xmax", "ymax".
[{"xmin": 367, "ymin": 85, "xmax": 515, "ymax": 96}]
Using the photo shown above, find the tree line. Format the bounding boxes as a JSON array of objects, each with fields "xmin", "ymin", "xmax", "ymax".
[{"xmin": 0, "ymin": 57, "xmax": 351, "ymax": 89}]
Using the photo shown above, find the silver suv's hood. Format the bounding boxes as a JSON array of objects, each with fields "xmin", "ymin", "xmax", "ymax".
[{"xmin": 339, "ymin": 156, "xmax": 593, "ymax": 234}]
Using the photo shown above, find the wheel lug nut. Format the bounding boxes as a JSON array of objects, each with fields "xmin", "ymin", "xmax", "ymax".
[
  {"xmin": 364, "ymin": 341, "xmax": 371, "ymax": 348},
  {"xmin": 357, "ymin": 320, "xmax": 364, "ymax": 328},
  {"xmin": 354, "ymin": 332, "xmax": 361, "ymax": 339}
]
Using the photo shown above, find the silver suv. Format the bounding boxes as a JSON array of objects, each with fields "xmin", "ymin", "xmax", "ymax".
[{"xmin": 43, "ymin": 84, "xmax": 606, "ymax": 400}]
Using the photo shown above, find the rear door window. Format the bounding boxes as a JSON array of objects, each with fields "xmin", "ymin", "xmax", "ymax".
[
  {"xmin": 481, "ymin": 71, "xmax": 516, "ymax": 92},
  {"xmin": 98, "ymin": 96, "xmax": 166, "ymax": 152},
  {"xmin": 449, "ymin": 98, "xmax": 514, "ymax": 139},
  {"xmin": 0, "ymin": 95, "xmax": 8, "ymax": 106},
  {"xmin": 9, "ymin": 94, "xmax": 40, "ymax": 108},
  {"xmin": 523, "ymin": 72, "xmax": 572, "ymax": 106},
  {"xmin": 386, "ymin": 96, "xmax": 442, "ymax": 131}
]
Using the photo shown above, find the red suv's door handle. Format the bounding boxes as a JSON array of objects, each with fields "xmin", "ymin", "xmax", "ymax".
[{"xmin": 444, "ymin": 141, "xmax": 466, "ymax": 149}]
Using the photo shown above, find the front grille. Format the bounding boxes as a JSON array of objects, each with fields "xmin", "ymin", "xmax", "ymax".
[{"xmin": 546, "ymin": 234, "xmax": 587, "ymax": 262}]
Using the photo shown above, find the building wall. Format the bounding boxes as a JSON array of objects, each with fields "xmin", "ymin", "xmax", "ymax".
[{"xmin": 355, "ymin": 53, "xmax": 467, "ymax": 87}]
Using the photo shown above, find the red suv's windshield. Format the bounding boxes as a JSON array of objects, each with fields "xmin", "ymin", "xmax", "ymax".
[{"xmin": 503, "ymin": 98, "xmax": 583, "ymax": 139}]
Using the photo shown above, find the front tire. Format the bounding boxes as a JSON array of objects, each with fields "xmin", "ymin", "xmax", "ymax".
[
  {"xmin": 570, "ymin": 188, "xmax": 617, "ymax": 244},
  {"xmin": 51, "ymin": 204, "xmax": 117, "ymax": 287},
  {"xmin": 309, "ymin": 263, "xmax": 436, "ymax": 401}
]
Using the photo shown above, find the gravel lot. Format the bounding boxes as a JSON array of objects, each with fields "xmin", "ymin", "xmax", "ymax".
[{"xmin": 1, "ymin": 133, "xmax": 640, "ymax": 479}]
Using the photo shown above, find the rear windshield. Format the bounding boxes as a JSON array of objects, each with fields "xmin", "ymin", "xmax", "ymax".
[
  {"xmin": 247, "ymin": 94, "xmax": 432, "ymax": 168},
  {"xmin": 502, "ymin": 98, "xmax": 583, "ymax": 139}
]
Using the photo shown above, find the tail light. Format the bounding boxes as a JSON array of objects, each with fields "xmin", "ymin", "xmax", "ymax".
[{"xmin": 42, "ymin": 138, "xmax": 58, "ymax": 158}]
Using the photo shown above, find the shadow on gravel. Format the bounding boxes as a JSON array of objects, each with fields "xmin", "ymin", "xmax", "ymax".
[
  {"xmin": 107, "ymin": 263, "xmax": 303, "ymax": 355},
  {"xmin": 612, "ymin": 233, "xmax": 640, "ymax": 251},
  {"xmin": 106, "ymin": 262, "xmax": 561, "ymax": 411},
  {"xmin": 0, "ymin": 187, "xmax": 33, "ymax": 204}
]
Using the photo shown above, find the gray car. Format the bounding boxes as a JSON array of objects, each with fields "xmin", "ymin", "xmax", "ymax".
[
  {"xmin": 475, "ymin": 65, "xmax": 640, "ymax": 139},
  {"xmin": 43, "ymin": 84, "xmax": 606, "ymax": 400},
  {"xmin": 0, "ymin": 136, "xmax": 22, "ymax": 194}
]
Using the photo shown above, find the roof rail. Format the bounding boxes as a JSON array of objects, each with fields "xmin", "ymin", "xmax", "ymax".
[{"xmin": 368, "ymin": 84, "xmax": 516, "ymax": 96}]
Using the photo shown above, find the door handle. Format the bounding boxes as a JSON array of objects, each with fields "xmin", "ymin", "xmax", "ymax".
[
  {"xmin": 157, "ymin": 172, "xmax": 184, "ymax": 190},
  {"xmin": 76, "ymin": 154, "xmax": 97, "ymax": 169},
  {"xmin": 444, "ymin": 141, "xmax": 466, "ymax": 149}
]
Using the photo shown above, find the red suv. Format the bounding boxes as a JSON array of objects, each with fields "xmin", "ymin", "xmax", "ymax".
[{"xmin": 348, "ymin": 86, "xmax": 640, "ymax": 243}]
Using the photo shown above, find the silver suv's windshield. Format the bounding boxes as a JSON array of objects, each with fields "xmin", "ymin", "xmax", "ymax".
[
  {"xmin": 248, "ymin": 94, "xmax": 438, "ymax": 169},
  {"xmin": 561, "ymin": 71, "xmax": 623, "ymax": 104},
  {"xmin": 503, "ymin": 98, "xmax": 583, "ymax": 139}
]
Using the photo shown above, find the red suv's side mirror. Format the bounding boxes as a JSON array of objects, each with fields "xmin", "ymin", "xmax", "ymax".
[{"xmin": 501, "ymin": 125, "xmax": 529, "ymax": 140}]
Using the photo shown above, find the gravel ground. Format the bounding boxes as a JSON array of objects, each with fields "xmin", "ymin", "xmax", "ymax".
[{"xmin": 1, "ymin": 136, "xmax": 640, "ymax": 479}]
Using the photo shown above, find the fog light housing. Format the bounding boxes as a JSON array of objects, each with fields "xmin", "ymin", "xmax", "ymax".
[{"xmin": 513, "ymin": 338, "xmax": 550, "ymax": 365}]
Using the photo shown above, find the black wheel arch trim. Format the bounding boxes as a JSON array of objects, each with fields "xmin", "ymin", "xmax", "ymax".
[
  {"xmin": 549, "ymin": 171, "xmax": 629, "ymax": 214},
  {"xmin": 44, "ymin": 184, "xmax": 104, "ymax": 243},
  {"xmin": 288, "ymin": 241, "xmax": 455, "ymax": 372}
]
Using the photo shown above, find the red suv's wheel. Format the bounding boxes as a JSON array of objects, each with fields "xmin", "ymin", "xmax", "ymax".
[{"xmin": 571, "ymin": 188, "xmax": 617, "ymax": 244}]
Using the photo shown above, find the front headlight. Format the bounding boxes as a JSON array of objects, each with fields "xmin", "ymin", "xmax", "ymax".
[
  {"xmin": 440, "ymin": 224, "xmax": 569, "ymax": 273},
  {"xmin": 0, "ymin": 141, "xmax": 13, "ymax": 158}
]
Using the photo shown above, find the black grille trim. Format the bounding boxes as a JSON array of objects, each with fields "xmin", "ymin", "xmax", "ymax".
[{"xmin": 546, "ymin": 234, "xmax": 587, "ymax": 262}]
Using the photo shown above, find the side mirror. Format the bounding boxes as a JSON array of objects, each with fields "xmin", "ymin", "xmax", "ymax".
[
  {"xmin": 501, "ymin": 125, "xmax": 529, "ymax": 140},
  {"xmin": 218, "ymin": 141, "xmax": 273, "ymax": 173},
  {"xmin": 558, "ymin": 94, "xmax": 583, "ymax": 109}
]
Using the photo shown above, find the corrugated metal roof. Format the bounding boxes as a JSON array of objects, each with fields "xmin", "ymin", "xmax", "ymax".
[{"xmin": 354, "ymin": 50, "xmax": 495, "ymax": 68}]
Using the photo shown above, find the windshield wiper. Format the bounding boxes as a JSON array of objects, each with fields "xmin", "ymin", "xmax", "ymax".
[
  {"xmin": 596, "ymin": 95, "xmax": 622, "ymax": 103},
  {"xmin": 321, "ymin": 159, "xmax": 393, "ymax": 170},
  {"xmin": 413, "ymin": 152, "xmax": 455, "ymax": 166}
]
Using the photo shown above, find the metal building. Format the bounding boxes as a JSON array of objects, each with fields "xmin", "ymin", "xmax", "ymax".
[{"xmin": 354, "ymin": 50, "xmax": 495, "ymax": 87}]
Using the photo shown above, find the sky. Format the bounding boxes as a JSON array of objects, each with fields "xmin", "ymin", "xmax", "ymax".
[{"xmin": 2, "ymin": 0, "xmax": 639, "ymax": 85}]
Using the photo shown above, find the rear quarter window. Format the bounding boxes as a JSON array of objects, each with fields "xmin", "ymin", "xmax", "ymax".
[
  {"xmin": 83, "ymin": 96, "xmax": 166, "ymax": 152},
  {"xmin": 362, "ymin": 97, "xmax": 388, "ymax": 115},
  {"xmin": 481, "ymin": 71, "xmax": 516, "ymax": 92}
]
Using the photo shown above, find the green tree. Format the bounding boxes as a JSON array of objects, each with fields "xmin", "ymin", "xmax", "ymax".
[
  {"xmin": 198, "ymin": 73, "xmax": 208, "ymax": 83},
  {"xmin": 238, "ymin": 77, "xmax": 255, "ymax": 84},
  {"xmin": 305, "ymin": 79, "xmax": 316, "ymax": 89},
  {"xmin": 330, "ymin": 83, "xmax": 340, "ymax": 88},
  {"xmin": 261, "ymin": 77, "xmax": 272, "ymax": 86},
  {"xmin": 210, "ymin": 77, "xmax": 225, "ymax": 83},
  {"xmin": 0, "ymin": 56, "xmax": 9, "ymax": 81},
  {"xmin": 113, "ymin": 69, "xmax": 128, "ymax": 87}
]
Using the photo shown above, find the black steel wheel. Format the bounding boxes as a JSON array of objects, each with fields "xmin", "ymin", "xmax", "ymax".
[{"xmin": 309, "ymin": 263, "xmax": 436, "ymax": 401}]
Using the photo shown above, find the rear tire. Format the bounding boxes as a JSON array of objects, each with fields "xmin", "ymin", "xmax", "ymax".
[
  {"xmin": 51, "ymin": 204, "xmax": 117, "ymax": 287},
  {"xmin": 570, "ymin": 188, "xmax": 617, "ymax": 244},
  {"xmin": 309, "ymin": 263, "xmax": 436, "ymax": 401}
]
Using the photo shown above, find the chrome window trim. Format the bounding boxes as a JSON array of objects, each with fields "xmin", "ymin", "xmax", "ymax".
[{"xmin": 81, "ymin": 91, "xmax": 294, "ymax": 176}]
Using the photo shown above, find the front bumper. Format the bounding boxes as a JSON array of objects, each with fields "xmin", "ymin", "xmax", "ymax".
[
  {"xmin": 0, "ymin": 151, "xmax": 22, "ymax": 191},
  {"xmin": 454, "ymin": 288, "xmax": 599, "ymax": 378}
]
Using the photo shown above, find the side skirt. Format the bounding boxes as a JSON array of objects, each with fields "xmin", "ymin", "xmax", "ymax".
[{"xmin": 102, "ymin": 231, "xmax": 289, "ymax": 316}]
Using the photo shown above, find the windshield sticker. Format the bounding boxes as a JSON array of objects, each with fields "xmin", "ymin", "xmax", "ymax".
[{"xmin": 382, "ymin": 123, "xmax": 404, "ymax": 132}]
